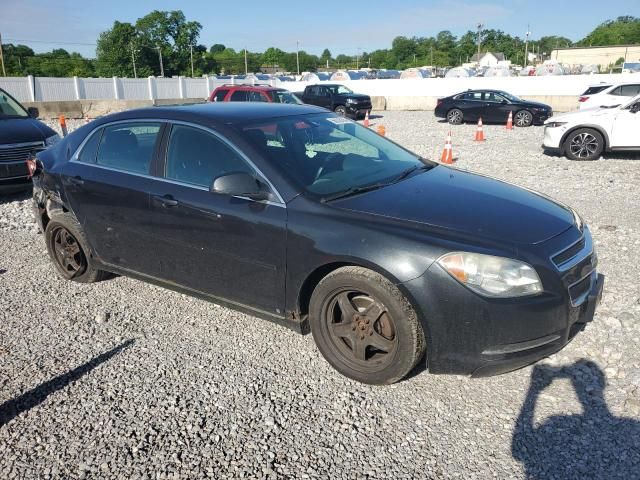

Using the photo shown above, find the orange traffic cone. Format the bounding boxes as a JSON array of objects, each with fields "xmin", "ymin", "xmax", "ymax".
[
  {"xmin": 440, "ymin": 131, "xmax": 454, "ymax": 164},
  {"xmin": 59, "ymin": 115, "xmax": 68, "ymax": 137},
  {"xmin": 376, "ymin": 124, "xmax": 386, "ymax": 136},
  {"xmin": 475, "ymin": 117, "xmax": 485, "ymax": 141},
  {"xmin": 505, "ymin": 111, "xmax": 513, "ymax": 130},
  {"xmin": 364, "ymin": 110, "xmax": 370, "ymax": 128}
]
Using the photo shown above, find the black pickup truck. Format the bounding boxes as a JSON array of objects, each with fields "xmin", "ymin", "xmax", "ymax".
[{"xmin": 294, "ymin": 84, "xmax": 372, "ymax": 119}]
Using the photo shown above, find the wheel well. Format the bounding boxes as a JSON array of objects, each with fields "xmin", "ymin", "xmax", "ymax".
[
  {"xmin": 560, "ymin": 125, "xmax": 609, "ymax": 152},
  {"xmin": 297, "ymin": 262, "xmax": 354, "ymax": 316}
]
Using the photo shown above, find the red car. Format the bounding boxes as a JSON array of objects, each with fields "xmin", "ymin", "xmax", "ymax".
[{"xmin": 209, "ymin": 84, "xmax": 302, "ymax": 104}]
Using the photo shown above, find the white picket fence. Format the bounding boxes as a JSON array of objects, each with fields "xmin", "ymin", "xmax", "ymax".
[{"xmin": 0, "ymin": 75, "xmax": 274, "ymax": 103}]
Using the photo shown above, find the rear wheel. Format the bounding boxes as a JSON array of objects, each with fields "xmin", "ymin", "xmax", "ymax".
[
  {"xmin": 563, "ymin": 128, "xmax": 604, "ymax": 161},
  {"xmin": 309, "ymin": 267, "xmax": 426, "ymax": 385},
  {"xmin": 447, "ymin": 108, "xmax": 463, "ymax": 125},
  {"xmin": 45, "ymin": 212, "xmax": 107, "ymax": 283},
  {"xmin": 514, "ymin": 110, "xmax": 533, "ymax": 127}
]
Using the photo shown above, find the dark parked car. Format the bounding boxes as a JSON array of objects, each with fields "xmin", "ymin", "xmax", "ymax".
[
  {"xmin": 31, "ymin": 103, "xmax": 603, "ymax": 384},
  {"xmin": 295, "ymin": 84, "xmax": 372, "ymax": 118},
  {"xmin": 1, "ymin": 88, "xmax": 60, "ymax": 193},
  {"xmin": 435, "ymin": 89, "xmax": 552, "ymax": 126}
]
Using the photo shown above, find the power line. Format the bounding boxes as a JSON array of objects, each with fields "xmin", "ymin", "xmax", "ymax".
[{"xmin": 4, "ymin": 38, "xmax": 98, "ymax": 46}]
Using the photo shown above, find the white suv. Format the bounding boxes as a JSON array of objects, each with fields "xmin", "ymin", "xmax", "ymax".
[
  {"xmin": 543, "ymin": 94, "xmax": 640, "ymax": 160},
  {"xmin": 578, "ymin": 81, "xmax": 640, "ymax": 110}
]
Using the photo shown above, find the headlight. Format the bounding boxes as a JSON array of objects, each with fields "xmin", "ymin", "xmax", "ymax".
[
  {"xmin": 345, "ymin": 98, "xmax": 357, "ymax": 103},
  {"xmin": 545, "ymin": 121, "xmax": 567, "ymax": 128},
  {"xmin": 437, "ymin": 252, "xmax": 542, "ymax": 298},
  {"xmin": 45, "ymin": 134, "xmax": 61, "ymax": 146},
  {"xmin": 570, "ymin": 208, "xmax": 583, "ymax": 231}
]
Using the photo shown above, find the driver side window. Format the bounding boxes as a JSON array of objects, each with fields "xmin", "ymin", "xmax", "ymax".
[{"xmin": 165, "ymin": 125, "xmax": 254, "ymax": 189}]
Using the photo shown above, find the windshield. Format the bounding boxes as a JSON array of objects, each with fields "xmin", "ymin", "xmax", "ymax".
[
  {"xmin": 329, "ymin": 85, "xmax": 354, "ymax": 95},
  {"xmin": 272, "ymin": 90, "xmax": 302, "ymax": 105},
  {"xmin": 500, "ymin": 91, "xmax": 521, "ymax": 102},
  {"xmin": 238, "ymin": 113, "xmax": 435, "ymax": 199},
  {"xmin": 0, "ymin": 90, "xmax": 29, "ymax": 118}
]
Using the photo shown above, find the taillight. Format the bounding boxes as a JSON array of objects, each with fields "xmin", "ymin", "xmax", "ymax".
[
  {"xmin": 579, "ymin": 96, "xmax": 588, "ymax": 102},
  {"xmin": 436, "ymin": 99, "xmax": 443, "ymax": 107}
]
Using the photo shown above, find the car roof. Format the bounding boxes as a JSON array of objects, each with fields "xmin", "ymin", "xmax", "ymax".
[
  {"xmin": 98, "ymin": 102, "xmax": 327, "ymax": 125},
  {"xmin": 215, "ymin": 84, "xmax": 282, "ymax": 91}
]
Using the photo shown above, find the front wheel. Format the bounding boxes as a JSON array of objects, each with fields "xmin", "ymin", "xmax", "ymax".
[
  {"xmin": 309, "ymin": 267, "xmax": 426, "ymax": 385},
  {"xmin": 514, "ymin": 110, "xmax": 533, "ymax": 127},
  {"xmin": 563, "ymin": 128, "xmax": 604, "ymax": 161},
  {"xmin": 334, "ymin": 105, "xmax": 347, "ymax": 116}
]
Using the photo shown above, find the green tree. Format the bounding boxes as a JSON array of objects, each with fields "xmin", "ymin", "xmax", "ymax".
[
  {"xmin": 95, "ymin": 21, "xmax": 146, "ymax": 77},
  {"xmin": 262, "ymin": 47, "xmax": 285, "ymax": 68},
  {"xmin": 579, "ymin": 16, "xmax": 640, "ymax": 46},
  {"xmin": 209, "ymin": 44, "xmax": 226, "ymax": 54}
]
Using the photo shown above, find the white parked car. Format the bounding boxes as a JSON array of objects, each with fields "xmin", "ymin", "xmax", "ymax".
[
  {"xmin": 578, "ymin": 82, "xmax": 640, "ymax": 110},
  {"xmin": 543, "ymin": 94, "xmax": 640, "ymax": 160}
]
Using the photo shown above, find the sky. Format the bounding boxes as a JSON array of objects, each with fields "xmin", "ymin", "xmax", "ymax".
[{"xmin": 1, "ymin": 0, "xmax": 639, "ymax": 58}]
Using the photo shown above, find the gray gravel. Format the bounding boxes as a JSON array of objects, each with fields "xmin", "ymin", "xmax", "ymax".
[{"xmin": 1, "ymin": 112, "xmax": 639, "ymax": 479}]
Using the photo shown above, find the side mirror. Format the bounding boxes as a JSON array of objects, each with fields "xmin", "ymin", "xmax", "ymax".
[
  {"xmin": 630, "ymin": 103, "xmax": 640, "ymax": 113},
  {"xmin": 501, "ymin": 99, "xmax": 508, "ymax": 104},
  {"xmin": 211, "ymin": 172, "xmax": 270, "ymax": 201},
  {"xmin": 27, "ymin": 107, "xmax": 39, "ymax": 118}
]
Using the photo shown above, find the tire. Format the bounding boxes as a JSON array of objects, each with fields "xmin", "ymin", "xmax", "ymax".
[
  {"xmin": 334, "ymin": 105, "xmax": 347, "ymax": 116},
  {"xmin": 45, "ymin": 212, "xmax": 108, "ymax": 283},
  {"xmin": 563, "ymin": 128, "xmax": 604, "ymax": 161},
  {"xmin": 514, "ymin": 110, "xmax": 533, "ymax": 127},
  {"xmin": 447, "ymin": 108, "xmax": 463, "ymax": 125},
  {"xmin": 309, "ymin": 266, "xmax": 426, "ymax": 385}
]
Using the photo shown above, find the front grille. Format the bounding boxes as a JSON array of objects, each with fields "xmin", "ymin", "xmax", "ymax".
[
  {"xmin": 553, "ymin": 238, "xmax": 586, "ymax": 267},
  {"xmin": 0, "ymin": 142, "xmax": 45, "ymax": 164},
  {"xmin": 0, "ymin": 161, "xmax": 29, "ymax": 179}
]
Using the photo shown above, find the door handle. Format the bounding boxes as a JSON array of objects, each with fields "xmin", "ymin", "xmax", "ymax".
[
  {"xmin": 68, "ymin": 176, "xmax": 84, "ymax": 186},
  {"xmin": 152, "ymin": 194, "xmax": 179, "ymax": 207}
]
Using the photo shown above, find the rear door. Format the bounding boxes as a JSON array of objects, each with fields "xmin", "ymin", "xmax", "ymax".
[
  {"xmin": 458, "ymin": 91, "xmax": 485, "ymax": 121},
  {"xmin": 142, "ymin": 122, "xmax": 288, "ymax": 316},
  {"xmin": 62, "ymin": 121, "xmax": 165, "ymax": 272}
]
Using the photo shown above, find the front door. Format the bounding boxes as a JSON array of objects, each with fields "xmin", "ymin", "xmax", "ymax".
[
  {"xmin": 483, "ymin": 91, "xmax": 511, "ymax": 123},
  {"xmin": 611, "ymin": 101, "xmax": 640, "ymax": 147},
  {"xmin": 145, "ymin": 123, "xmax": 288, "ymax": 317},
  {"xmin": 62, "ymin": 121, "xmax": 164, "ymax": 272}
]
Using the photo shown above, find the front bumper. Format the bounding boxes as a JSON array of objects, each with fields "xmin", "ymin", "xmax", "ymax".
[
  {"xmin": 401, "ymin": 227, "xmax": 602, "ymax": 377},
  {"xmin": 345, "ymin": 103, "xmax": 372, "ymax": 117},
  {"xmin": 532, "ymin": 110, "xmax": 553, "ymax": 125},
  {"xmin": 543, "ymin": 124, "xmax": 566, "ymax": 150}
]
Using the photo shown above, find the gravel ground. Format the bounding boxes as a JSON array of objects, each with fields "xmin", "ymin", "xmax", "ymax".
[{"xmin": 1, "ymin": 112, "xmax": 639, "ymax": 479}]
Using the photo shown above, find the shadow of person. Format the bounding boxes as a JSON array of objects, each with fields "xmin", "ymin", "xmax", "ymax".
[
  {"xmin": 0, "ymin": 339, "xmax": 134, "ymax": 427},
  {"xmin": 511, "ymin": 360, "xmax": 640, "ymax": 479}
]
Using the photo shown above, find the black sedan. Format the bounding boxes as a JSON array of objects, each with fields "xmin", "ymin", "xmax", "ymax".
[
  {"xmin": 31, "ymin": 103, "xmax": 602, "ymax": 384},
  {"xmin": 435, "ymin": 89, "xmax": 552, "ymax": 126}
]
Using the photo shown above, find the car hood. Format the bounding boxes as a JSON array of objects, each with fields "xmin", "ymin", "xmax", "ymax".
[
  {"xmin": 519, "ymin": 100, "xmax": 551, "ymax": 110},
  {"xmin": 545, "ymin": 106, "xmax": 617, "ymax": 124},
  {"xmin": 0, "ymin": 117, "xmax": 56, "ymax": 145},
  {"xmin": 331, "ymin": 167, "xmax": 575, "ymax": 245}
]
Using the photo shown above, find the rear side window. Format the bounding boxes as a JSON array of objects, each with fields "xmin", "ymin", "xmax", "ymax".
[
  {"xmin": 213, "ymin": 89, "xmax": 229, "ymax": 102},
  {"xmin": 76, "ymin": 128, "xmax": 102, "ymax": 164},
  {"xmin": 96, "ymin": 123, "xmax": 161, "ymax": 174},
  {"xmin": 230, "ymin": 90, "xmax": 248, "ymax": 102},
  {"xmin": 582, "ymin": 85, "xmax": 610, "ymax": 95},
  {"xmin": 165, "ymin": 125, "xmax": 254, "ymax": 188},
  {"xmin": 462, "ymin": 92, "xmax": 483, "ymax": 101},
  {"xmin": 248, "ymin": 91, "xmax": 268, "ymax": 102}
]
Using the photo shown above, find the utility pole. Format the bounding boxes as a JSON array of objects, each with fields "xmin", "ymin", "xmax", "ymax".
[
  {"xmin": 190, "ymin": 45, "xmax": 194, "ymax": 77},
  {"xmin": 296, "ymin": 40, "xmax": 300, "ymax": 75},
  {"xmin": 131, "ymin": 43, "xmax": 137, "ymax": 78},
  {"xmin": 244, "ymin": 48, "xmax": 248, "ymax": 75},
  {"xmin": 430, "ymin": 45, "xmax": 434, "ymax": 67},
  {"xmin": 0, "ymin": 32, "xmax": 6, "ymax": 77},
  {"xmin": 156, "ymin": 45, "xmax": 164, "ymax": 77},
  {"xmin": 524, "ymin": 25, "xmax": 531, "ymax": 66},
  {"xmin": 356, "ymin": 47, "xmax": 361, "ymax": 69},
  {"xmin": 476, "ymin": 23, "xmax": 484, "ymax": 66},
  {"xmin": 413, "ymin": 53, "xmax": 416, "ymax": 67}
]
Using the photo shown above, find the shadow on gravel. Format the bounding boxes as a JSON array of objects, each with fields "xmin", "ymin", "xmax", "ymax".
[
  {"xmin": 0, "ymin": 339, "xmax": 134, "ymax": 427},
  {"xmin": 0, "ymin": 189, "xmax": 31, "ymax": 205},
  {"xmin": 511, "ymin": 360, "xmax": 640, "ymax": 480}
]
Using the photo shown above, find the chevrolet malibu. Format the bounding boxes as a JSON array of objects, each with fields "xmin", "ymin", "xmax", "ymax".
[{"xmin": 31, "ymin": 103, "xmax": 603, "ymax": 384}]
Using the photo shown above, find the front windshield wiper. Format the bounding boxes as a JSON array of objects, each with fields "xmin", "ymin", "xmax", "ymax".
[
  {"xmin": 392, "ymin": 164, "xmax": 432, "ymax": 183},
  {"xmin": 321, "ymin": 183, "xmax": 389, "ymax": 203}
]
